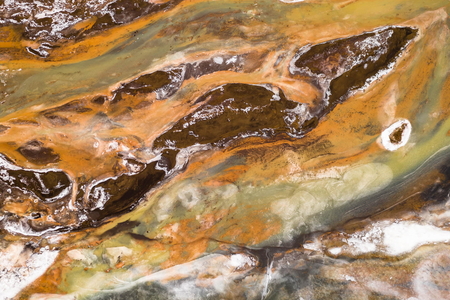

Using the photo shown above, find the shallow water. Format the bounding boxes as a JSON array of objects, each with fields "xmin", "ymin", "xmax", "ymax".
[{"xmin": 0, "ymin": 0, "xmax": 450, "ymax": 299}]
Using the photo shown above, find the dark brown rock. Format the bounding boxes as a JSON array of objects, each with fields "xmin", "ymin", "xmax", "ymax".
[{"xmin": 17, "ymin": 140, "xmax": 60, "ymax": 165}]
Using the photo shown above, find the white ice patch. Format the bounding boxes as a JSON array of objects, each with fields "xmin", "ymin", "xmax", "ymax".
[
  {"xmin": 213, "ymin": 56, "xmax": 224, "ymax": 64},
  {"xmin": 380, "ymin": 119, "xmax": 412, "ymax": 151},
  {"xmin": 0, "ymin": 245, "xmax": 59, "ymax": 300},
  {"xmin": 90, "ymin": 186, "xmax": 110, "ymax": 210},
  {"xmin": 225, "ymin": 56, "xmax": 238, "ymax": 64},
  {"xmin": 0, "ymin": 169, "xmax": 14, "ymax": 184},
  {"xmin": 106, "ymin": 141, "xmax": 119, "ymax": 152},
  {"xmin": 0, "ymin": 153, "xmax": 21, "ymax": 171},
  {"xmin": 383, "ymin": 222, "xmax": 450, "ymax": 256},
  {"xmin": 347, "ymin": 227, "xmax": 381, "ymax": 253},
  {"xmin": 343, "ymin": 221, "xmax": 450, "ymax": 256},
  {"xmin": 345, "ymin": 275, "xmax": 356, "ymax": 282},
  {"xmin": 227, "ymin": 254, "xmax": 257, "ymax": 270},
  {"xmin": 2, "ymin": 219, "xmax": 64, "ymax": 237},
  {"xmin": 185, "ymin": 104, "xmax": 225, "ymax": 127},
  {"xmin": 303, "ymin": 241, "xmax": 322, "ymax": 252},
  {"xmin": 283, "ymin": 103, "xmax": 311, "ymax": 128},
  {"xmin": 328, "ymin": 247, "xmax": 342, "ymax": 255},
  {"xmin": 270, "ymin": 87, "xmax": 281, "ymax": 101},
  {"xmin": 154, "ymin": 67, "xmax": 185, "ymax": 100}
]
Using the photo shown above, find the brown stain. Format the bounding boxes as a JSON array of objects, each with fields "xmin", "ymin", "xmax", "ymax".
[
  {"xmin": 1, "ymin": 198, "xmax": 41, "ymax": 217},
  {"xmin": 0, "ymin": 4, "xmax": 448, "ymax": 298},
  {"xmin": 161, "ymin": 238, "xmax": 210, "ymax": 269},
  {"xmin": 157, "ymin": 206, "xmax": 279, "ymax": 268},
  {"xmin": 213, "ymin": 207, "xmax": 283, "ymax": 246},
  {"xmin": 389, "ymin": 123, "xmax": 407, "ymax": 144},
  {"xmin": 438, "ymin": 76, "xmax": 450, "ymax": 116},
  {"xmin": 203, "ymin": 165, "xmax": 250, "ymax": 186},
  {"xmin": 18, "ymin": 257, "xmax": 65, "ymax": 299},
  {"xmin": 158, "ymin": 209, "xmax": 232, "ymax": 245},
  {"xmin": 185, "ymin": 36, "xmax": 419, "ymax": 181},
  {"xmin": 0, "ymin": 13, "xmax": 440, "ymax": 237},
  {"xmin": 397, "ymin": 49, "xmax": 438, "ymax": 118},
  {"xmin": 0, "ymin": 94, "xmax": 143, "ymax": 177},
  {"xmin": 1, "ymin": 14, "xmax": 423, "ymax": 176},
  {"xmin": 0, "ymin": 26, "xmax": 23, "ymax": 43}
]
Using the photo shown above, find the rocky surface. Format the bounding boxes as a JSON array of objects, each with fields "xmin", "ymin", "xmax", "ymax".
[{"xmin": 0, "ymin": 0, "xmax": 450, "ymax": 299}]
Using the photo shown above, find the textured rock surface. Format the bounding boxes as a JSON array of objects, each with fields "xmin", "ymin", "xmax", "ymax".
[{"xmin": 0, "ymin": 0, "xmax": 450, "ymax": 299}]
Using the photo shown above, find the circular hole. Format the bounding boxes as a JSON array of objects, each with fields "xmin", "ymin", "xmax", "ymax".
[{"xmin": 30, "ymin": 212, "xmax": 42, "ymax": 219}]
